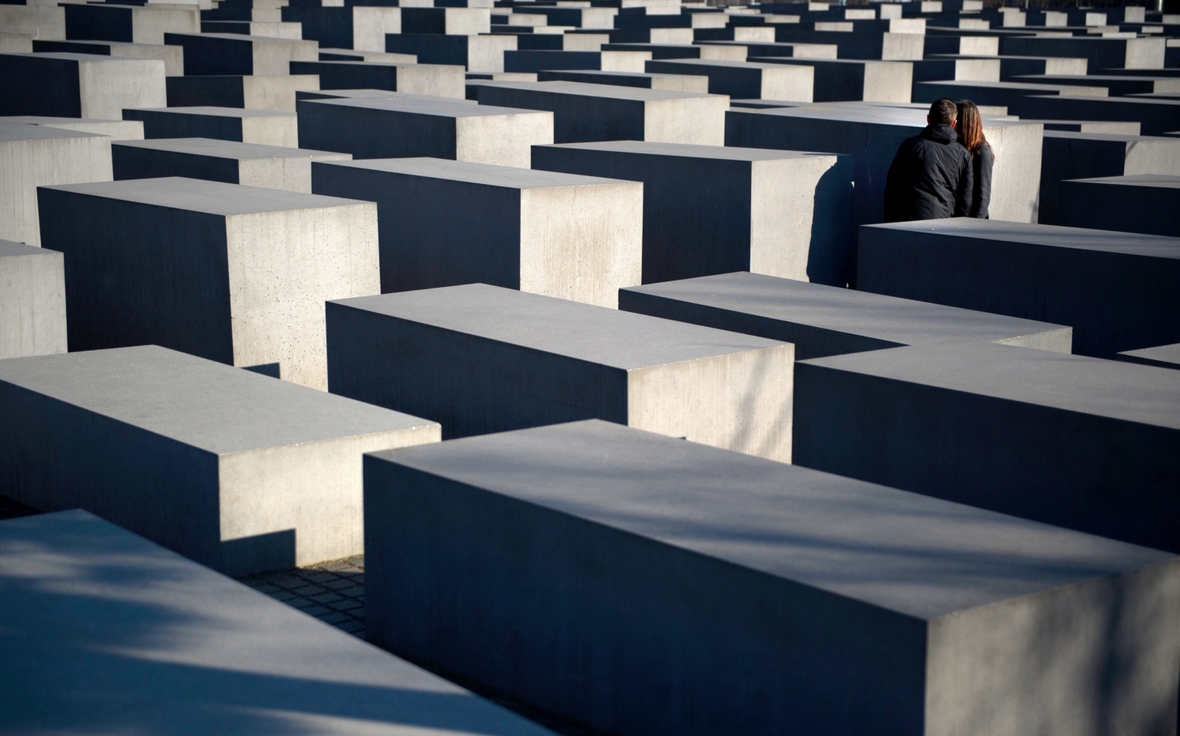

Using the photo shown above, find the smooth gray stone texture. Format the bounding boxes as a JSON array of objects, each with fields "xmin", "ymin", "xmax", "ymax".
[
  {"xmin": 909, "ymin": 56, "xmax": 1000, "ymax": 86},
  {"xmin": 770, "ymin": 28, "xmax": 925, "ymax": 61},
  {"xmin": 112, "ymin": 137, "xmax": 351, "ymax": 193},
  {"xmin": 858, "ymin": 218, "xmax": 1180, "ymax": 358},
  {"xmin": 531, "ymin": 140, "xmax": 854, "ymax": 286},
  {"xmin": 311, "ymin": 157, "xmax": 641, "ymax": 307},
  {"xmin": 795, "ymin": 340, "xmax": 1180, "ymax": 556},
  {"xmin": 63, "ymin": 3, "xmax": 198, "ymax": 45},
  {"xmin": 32, "ymin": 38, "xmax": 184, "ymax": 76},
  {"xmin": 320, "ymin": 49, "xmax": 418, "ymax": 64},
  {"xmin": 474, "ymin": 80, "xmax": 727, "ymax": 145},
  {"xmin": 999, "ymin": 35, "xmax": 1165, "ymax": 73},
  {"xmin": 643, "ymin": 58, "xmax": 813, "ymax": 100},
  {"xmin": 123, "ymin": 106, "xmax": 298, "ymax": 148},
  {"xmin": 0, "ymin": 239, "xmax": 67, "ymax": 359},
  {"xmin": 696, "ymin": 40, "xmax": 839, "ymax": 60},
  {"xmin": 297, "ymin": 96, "xmax": 552, "ymax": 168},
  {"xmin": 288, "ymin": 60, "xmax": 466, "ymax": 99},
  {"xmin": 364, "ymin": 419, "xmax": 1180, "ymax": 736},
  {"xmin": 0, "ymin": 52, "xmax": 166, "ymax": 120},
  {"xmin": 619, "ymin": 271, "xmax": 1071, "ymax": 359},
  {"xmin": 37, "ymin": 177, "xmax": 379, "ymax": 390},
  {"xmin": 282, "ymin": 6, "xmax": 403, "ymax": 53},
  {"xmin": 503, "ymin": 49, "xmax": 651, "ymax": 74},
  {"xmin": 536, "ymin": 69, "xmax": 710, "ymax": 93},
  {"xmin": 0, "ymin": 347, "xmax": 439, "ymax": 574},
  {"xmin": 163, "ymin": 32, "xmax": 317, "ymax": 76},
  {"xmin": 991, "ymin": 54, "xmax": 1090, "ymax": 81},
  {"xmin": 165, "ymin": 74, "xmax": 320, "ymax": 113},
  {"xmin": 1017, "ymin": 94, "xmax": 1180, "ymax": 137},
  {"xmin": 327, "ymin": 283, "xmax": 794, "ymax": 462},
  {"xmin": 400, "ymin": 7, "xmax": 491, "ymax": 35},
  {"xmin": 913, "ymin": 80, "xmax": 1109, "ymax": 117},
  {"xmin": 0, "ymin": 510, "xmax": 555, "ymax": 736},
  {"xmin": 0, "ymin": 121, "xmax": 112, "ymax": 247},
  {"xmin": 756, "ymin": 57, "xmax": 914, "ymax": 102},
  {"xmin": 0, "ymin": 7, "xmax": 65, "ymax": 43},
  {"xmin": 385, "ymin": 33, "xmax": 517, "ymax": 74},
  {"xmin": 1014, "ymin": 73, "xmax": 1180, "ymax": 97},
  {"xmin": 0, "ymin": 114, "xmax": 144, "ymax": 140},
  {"xmin": 1057, "ymin": 174, "xmax": 1180, "ymax": 238},
  {"xmin": 1118, "ymin": 342, "xmax": 1180, "ymax": 371},
  {"xmin": 600, "ymin": 41, "xmax": 747, "ymax": 61},
  {"xmin": 1023, "ymin": 118, "xmax": 1140, "ymax": 135}
]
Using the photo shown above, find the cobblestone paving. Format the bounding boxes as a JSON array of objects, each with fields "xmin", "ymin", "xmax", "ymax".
[{"xmin": 236, "ymin": 556, "xmax": 368, "ymax": 639}]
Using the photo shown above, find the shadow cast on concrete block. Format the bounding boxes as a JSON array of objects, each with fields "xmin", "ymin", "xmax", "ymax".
[
  {"xmin": 221, "ymin": 528, "xmax": 296, "ymax": 577},
  {"xmin": 806, "ymin": 160, "xmax": 857, "ymax": 288}
]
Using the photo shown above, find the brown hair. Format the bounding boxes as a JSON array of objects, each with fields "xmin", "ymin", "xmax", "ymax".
[
  {"xmin": 956, "ymin": 100, "xmax": 988, "ymax": 155},
  {"xmin": 929, "ymin": 98, "xmax": 958, "ymax": 125}
]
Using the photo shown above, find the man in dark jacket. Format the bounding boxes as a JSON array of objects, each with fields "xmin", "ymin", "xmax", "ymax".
[{"xmin": 883, "ymin": 98, "xmax": 973, "ymax": 222}]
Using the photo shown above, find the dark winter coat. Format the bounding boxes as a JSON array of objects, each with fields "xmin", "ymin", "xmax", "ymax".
[
  {"xmin": 883, "ymin": 124, "xmax": 973, "ymax": 223},
  {"xmin": 969, "ymin": 143, "xmax": 994, "ymax": 219}
]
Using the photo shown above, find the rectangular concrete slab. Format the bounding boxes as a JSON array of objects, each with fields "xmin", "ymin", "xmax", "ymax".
[
  {"xmin": 536, "ymin": 69, "xmax": 710, "ymax": 92},
  {"xmin": 163, "ymin": 32, "xmax": 317, "ymax": 76},
  {"xmin": 1057, "ymin": 174, "xmax": 1180, "ymax": 238},
  {"xmin": 311, "ymin": 157, "xmax": 641, "ymax": 307},
  {"xmin": 112, "ymin": 137, "xmax": 351, "ymax": 193},
  {"xmin": 165, "ymin": 74, "xmax": 320, "ymax": 113},
  {"xmin": 474, "ymin": 80, "xmax": 728, "ymax": 145},
  {"xmin": 297, "ymin": 95, "xmax": 552, "ymax": 168},
  {"xmin": 619, "ymin": 271, "xmax": 1071, "ymax": 359},
  {"xmin": 0, "ymin": 347, "xmax": 439, "ymax": 573},
  {"xmin": 63, "ymin": 3, "xmax": 198, "ymax": 45},
  {"xmin": 532, "ymin": 140, "xmax": 853, "ymax": 286},
  {"xmin": 386, "ymin": 33, "xmax": 517, "ymax": 74},
  {"xmin": 0, "ymin": 52, "xmax": 166, "ymax": 120},
  {"xmin": 326, "ymin": 283, "xmax": 793, "ymax": 462},
  {"xmin": 0, "ymin": 239, "xmax": 66, "ymax": 359},
  {"xmin": 795, "ymin": 340, "xmax": 1180, "ymax": 557},
  {"xmin": 364, "ymin": 419, "xmax": 1180, "ymax": 736},
  {"xmin": 1, "ymin": 114, "xmax": 145, "ymax": 140},
  {"xmin": 756, "ymin": 57, "xmax": 914, "ymax": 102},
  {"xmin": 644, "ymin": 58, "xmax": 813, "ymax": 100},
  {"xmin": 37, "ymin": 177, "xmax": 380, "ymax": 390},
  {"xmin": 0, "ymin": 509, "xmax": 555, "ymax": 736},
  {"xmin": 32, "ymin": 38, "xmax": 184, "ymax": 76},
  {"xmin": 1118, "ymin": 342, "xmax": 1180, "ymax": 371},
  {"xmin": 123, "ymin": 106, "xmax": 298, "ymax": 148},
  {"xmin": 857, "ymin": 218, "xmax": 1180, "ymax": 357},
  {"xmin": 289, "ymin": 60, "xmax": 467, "ymax": 100}
]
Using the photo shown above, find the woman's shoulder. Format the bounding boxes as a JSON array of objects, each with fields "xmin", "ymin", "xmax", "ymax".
[{"xmin": 977, "ymin": 143, "xmax": 995, "ymax": 164}]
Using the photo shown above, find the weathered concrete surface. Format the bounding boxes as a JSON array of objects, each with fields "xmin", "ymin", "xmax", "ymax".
[
  {"xmin": 0, "ymin": 121, "xmax": 112, "ymax": 247},
  {"xmin": 113, "ymin": 137, "xmax": 351, "ymax": 193},
  {"xmin": 0, "ymin": 6, "xmax": 65, "ymax": 42},
  {"xmin": 123, "ymin": 106, "xmax": 298, "ymax": 148},
  {"xmin": 756, "ymin": 57, "xmax": 913, "ymax": 102},
  {"xmin": 536, "ymin": 69, "xmax": 710, "ymax": 93},
  {"xmin": 327, "ymin": 283, "xmax": 794, "ymax": 461},
  {"xmin": 0, "ymin": 348, "xmax": 439, "ymax": 574},
  {"xmin": 386, "ymin": 33, "xmax": 517, "ymax": 74},
  {"xmin": 532, "ymin": 140, "xmax": 853, "ymax": 286},
  {"xmin": 1117, "ymin": 342, "xmax": 1180, "ymax": 371},
  {"xmin": 644, "ymin": 58, "xmax": 813, "ymax": 100},
  {"xmin": 163, "ymin": 32, "xmax": 317, "ymax": 76},
  {"xmin": 795, "ymin": 340, "xmax": 1180, "ymax": 557},
  {"xmin": 165, "ymin": 75, "xmax": 320, "ymax": 113},
  {"xmin": 364, "ymin": 418, "xmax": 1180, "ymax": 736},
  {"xmin": 63, "ymin": 3, "xmax": 198, "ymax": 45},
  {"xmin": 619, "ymin": 271, "xmax": 1071, "ymax": 359},
  {"xmin": 0, "ymin": 52, "xmax": 166, "ymax": 120},
  {"xmin": 858, "ymin": 218, "xmax": 1180, "ymax": 358},
  {"xmin": 38, "ymin": 177, "xmax": 380, "ymax": 390},
  {"xmin": 281, "ymin": 5, "xmax": 402, "ymax": 52},
  {"xmin": 1057, "ymin": 174, "xmax": 1180, "ymax": 238},
  {"xmin": 0, "ymin": 239, "xmax": 66, "ymax": 359},
  {"xmin": 0, "ymin": 509, "xmax": 556, "ymax": 734},
  {"xmin": 289, "ymin": 61, "xmax": 466, "ymax": 99},
  {"xmin": 32, "ymin": 39, "xmax": 184, "ymax": 76},
  {"xmin": 312, "ymin": 157, "xmax": 641, "ymax": 307}
]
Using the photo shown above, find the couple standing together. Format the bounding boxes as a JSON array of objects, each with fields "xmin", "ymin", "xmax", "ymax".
[{"xmin": 883, "ymin": 98, "xmax": 993, "ymax": 222}]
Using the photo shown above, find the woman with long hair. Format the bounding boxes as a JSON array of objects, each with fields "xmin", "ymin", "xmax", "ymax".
[{"xmin": 956, "ymin": 100, "xmax": 993, "ymax": 219}]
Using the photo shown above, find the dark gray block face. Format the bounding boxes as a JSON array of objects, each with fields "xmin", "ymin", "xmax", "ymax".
[
  {"xmin": 311, "ymin": 157, "xmax": 641, "ymax": 307},
  {"xmin": 756, "ymin": 57, "xmax": 914, "ymax": 103},
  {"xmin": 0, "ymin": 509, "xmax": 554, "ymax": 736},
  {"xmin": 536, "ymin": 69, "xmax": 710, "ymax": 93},
  {"xmin": 385, "ymin": 33, "xmax": 517, "ymax": 74},
  {"xmin": 0, "ymin": 347, "xmax": 439, "ymax": 574},
  {"xmin": 326, "ymin": 283, "xmax": 794, "ymax": 461},
  {"xmin": 619, "ymin": 271, "xmax": 1072, "ymax": 360},
  {"xmin": 288, "ymin": 61, "xmax": 466, "ymax": 99},
  {"xmin": 1057, "ymin": 174, "xmax": 1180, "ymax": 238},
  {"xmin": 112, "ymin": 137, "xmax": 351, "ymax": 192},
  {"xmin": 795, "ymin": 340, "xmax": 1180, "ymax": 558},
  {"xmin": 1118, "ymin": 342, "xmax": 1180, "ymax": 371},
  {"xmin": 37, "ymin": 177, "xmax": 379, "ymax": 390},
  {"xmin": 0, "ymin": 52, "xmax": 166, "ymax": 120},
  {"xmin": 122, "ymin": 106, "xmax": 298, "ymax": 148},
  {"xmin": 31, "ymin": 39, "xmax": 184, "ymax": 76},
  {"xmin": 999, "ymin": 35, "xmax": 1165, "ymax": 74},
  {"xmin": 857, "ymin": 218, "xmax": 1180, "ymax": 358},
  {"xmin": 531, "ymin": 141, "xmax": 854, "ymax": 286},
  {"xmin": 164, "ymin": 74, "xmax": 320, "ymax": 112},
  {"xmin": 643, "ymin": 58, "xmax": 813, "ymax": 100},
  {"xmin": 163, "ymin": 32, "xmax": 317, "ymax": 76},
  {"xmin": 365, "ymin": 419, "xmax": 1180, "ymax": 736},
  {"xmin": 62, "ymin": 3, "xmax": 199, "ymax": 45},
  {"xmin": 0, "ymin": 239, "xmax": 67, "ymax": 359},
  {"xmin": 1017, "ymin": 94, "xmax": 1180, "ymax": 137}
]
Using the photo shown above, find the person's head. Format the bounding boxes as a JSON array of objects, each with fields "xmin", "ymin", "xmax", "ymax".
[
  {"xmin": 956, "ymin": 99, "xmax": 987, "ymax": 155},
  {"xmin": 926, "ymin": 98, "xmax": 958, "ymax": 129}
]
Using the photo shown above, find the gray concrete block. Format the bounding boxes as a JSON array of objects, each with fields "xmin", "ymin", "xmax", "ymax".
[
  {"xmin": 504, "ymin": 49, "xmax": 651, "ymax": 73},
  {"xmin": 165, "ymin": 74, "xmax": 320, "ymax": 112},
  {"xmin": 857, "ymin": 218, "xmax": 1180, "ymax": 358},
  {"xmin": 289, "ymin": 60, "xmax": 466, "ymax": 99},
  {"xmin": 327, "ymin": 283, "xmax": 793, "ymax": 461},
  {"xmin": 113, "ymin": 137, "xmax": 350, "ymax": 193},
  {"xmin": 536, "ymin": 69, "xmax": 709, "ymax": 93},
  {"xmin": 1000, "ymin": 35, "xmax": 1166, "ymax": 73},
  {"xmin": 297, "ymin": 95, "xmax": 551, "ymax": 167},
  {"xmin": 989, "ymin": 54, "xmax": 1090, "ymax": 80},
  {"xmin": 200, "ymin": 20, "xmax": 305, "ymax": 40},
  {"xmin": 601, "ymin": 41, "xmax": 748, "ymax": 61},
  {"xmin": 514, "ymin": 31, "xmax": 611, "ymax": 53},
  {"xmin": 123, "ymin": 106, "xmax": 298, "ymax": 148},
  {"xmin": 1057, "ymin": 174, "xmax": 1180, "ymax": 238},
  {"xmin": 910, "ymin": 55, "xmax": 999, "ymax": 87},
  {"xmin": 772, "ymin": 28, "xmax": 925, "ymax": 60},
  {"xmin": 282, "ymin": 6, "xmax": 402, "ymax": 52},
  {"xmin": 913, "ymin": 80, "xmax": 1109, "ymax": 116},
  {"xmin": 0, "ymin": 509, "xmax": 554, "ymax": 735},
  {"xmin": 0, "ymin": 52, "xmax": 166, "ymax": 120},
  {"xmin": 795, "ymin": 339, "xmax": 1180, "ymax": 557},
  {"xmin": 474, "ymin": 80, "xmax": 727, "ymax": 145},
  {"xmin": 1014, "ymin": 73, "xmax": 1180, "ymax": 97},
  {"xmin": 923, "ymin": 32, "xmax": 999, "ymax": 56},
  {"xmin": 756, "ymin": 57, "xmax": 912, "ymax": 102},
  {"xmin": 0, "ymin": 6, "xmax": 65, "ymax": 42},
  {"xmin": 697, "ymin": 40, "xmax": 839, "ymax": 59},
  {"xmin": 1118, "ymin": 342, "xmax": 1180, "ymax": 371},
  {"xmin": 532, "ymin": 140, "xmax": 853, "ymax": 286},
  {"xmin": 1038, "ymin": 131, "xmax": 1180, "ymax": 224},
  {"xmin": 63, "ymin": 3, "xmax": 197, "ymax": 45},
  {"xmin": 320, "ymin": 48, "xmax": 417, "ymax": 64},
  {"xmin": 163, "ymin": 32, "xmax": 316, "ymax": 76},
  {"xmin": 364, "ymin": 418, "xmax": 1180, "ymax": 736},
  {"xmin": 386, "ymin": 33, "xmax": 517, "ymax": 74},
  {"xmin": 0, "ymin": 240, "xmax": 66, "ymax": 359},
  {"xmin": 1024, "ymin": 118, "xmax": 1140, "ymax": 135},
  {"xmin": 644, "ymin": 58, "xmax": 813, "ymax": 100},
  {"xmin": 312, "ymin": 157, "xmax": 641, "ymax": 307},
  {"xmin": 0, "ymin": 114, "xmax": 144, "ymax": 140},
  {"xmin": 0, "ymin": 121, "xmax": 112, "ymax": 246},
  {"xmin": 401, "ymin": 7, "xmax": 491, "ymax": 35},
  {"xmin": 1016, "ymin": 94, "xmax": 1180, "ymax": 137},
  {"xmin": 725, "ymin": 104, "xmax": 1042, "ymax": 226},
  {"xmin": 619, "ymin": 271, "xmax": 1071, "ymax": 359},
  {"xmin": 37, "ymin": 177, "xmax": 380, "ymax": 390},
  {"xmin": 32, "ymin": 38, "xmax": 184, "ymax": 76},
  {"xmin": 0, "ymin": 33, "xmax": 32, "ymax": 54}
]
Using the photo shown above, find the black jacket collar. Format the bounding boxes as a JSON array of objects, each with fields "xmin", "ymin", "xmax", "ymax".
[{"xmin": 921, "ymin": 124, "xmax": 959, "ymax": 144}]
